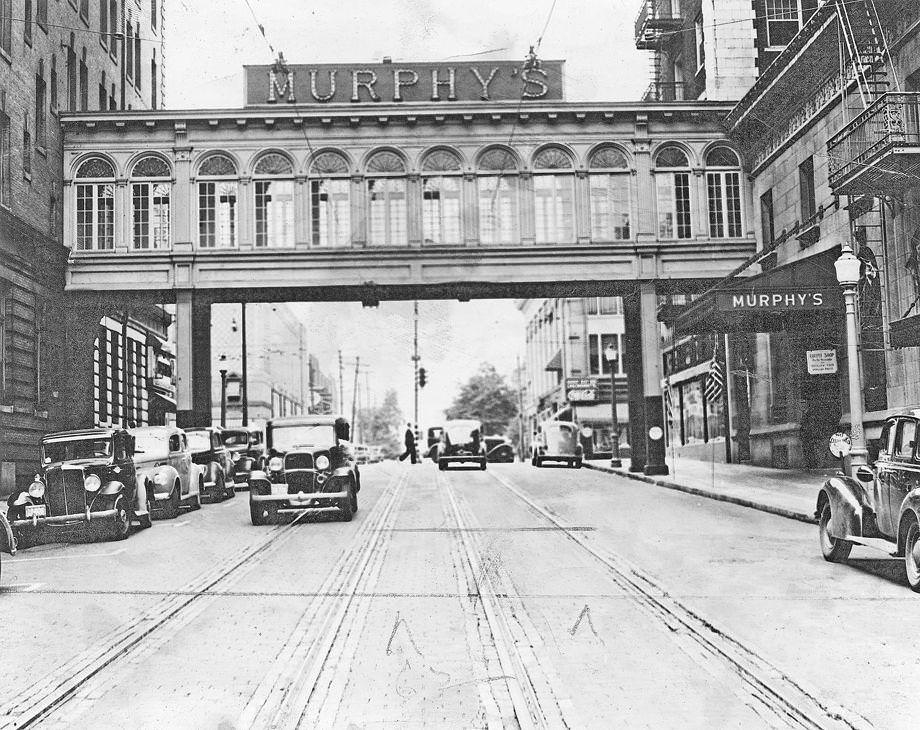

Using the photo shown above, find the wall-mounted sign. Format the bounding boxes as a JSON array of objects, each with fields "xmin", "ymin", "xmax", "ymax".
[
  {"xmin": 715, "ymin": 288, "xmax": 841, "ymax": 312},
  {"xmin": 245, "ymin": 60, "xmax": 565, "ymax": 105},
  {"xmin": 566, "ymin": 377, "xmax": 599, "ymax": 404},
  {"xmin": 806, "ymin": 349, "xmax": 838, "ymax": 375},
  {"xmin": 828, "ymin": 431, "xmax": 851, "ymax": 459}
]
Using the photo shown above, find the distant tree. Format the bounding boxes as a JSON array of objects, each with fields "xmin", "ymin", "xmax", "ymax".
[
  {"xmin": 357, "ymin": 389, "xmax": 403, "ymax": 455},
  {"xmin": 445, "ymin": 363, "xmax": 518, "ymax": 436}
]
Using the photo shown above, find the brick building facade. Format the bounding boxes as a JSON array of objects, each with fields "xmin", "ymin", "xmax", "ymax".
[{"xmin": 0, "ymin": 0, "xmax": 164, "ymax": 494}]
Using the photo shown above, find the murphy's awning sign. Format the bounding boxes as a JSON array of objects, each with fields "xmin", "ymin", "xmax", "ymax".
[
  {"xmin": 715, "ymin": 288, "xmax": 841, "ymax": 312},
  {"xmin": 244, "ymin": 58, "xmax": 565, "ymax": 105}
]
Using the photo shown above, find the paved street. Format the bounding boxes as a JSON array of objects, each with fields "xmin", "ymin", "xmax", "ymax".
[{"xmin": 2, "ymin": 461, "xmax": 919, "ymax": 729}]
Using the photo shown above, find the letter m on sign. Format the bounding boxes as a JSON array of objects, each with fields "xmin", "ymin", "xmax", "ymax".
[{"xmin": 268, "ymin": 70, "xmax": 295, "ymax": 103}]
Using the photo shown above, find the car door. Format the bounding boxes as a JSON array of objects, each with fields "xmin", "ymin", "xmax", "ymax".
[
  {"xmin": 884, "ymin": 418, "xmax": 917, "ymax": 538},
  {"xmin": 168, "ymin": 432, "xmax": 190, "ymax": 496}
]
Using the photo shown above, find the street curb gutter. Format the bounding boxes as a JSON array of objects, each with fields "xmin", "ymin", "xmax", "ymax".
[{"xmin": 583, "ymin": 463, "xmax": 816, "ymax": 525}]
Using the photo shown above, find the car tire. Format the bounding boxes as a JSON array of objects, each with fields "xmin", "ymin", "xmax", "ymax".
[
  {"xmin": 574, "ymin": 458, "xmax": 583, "ymax": 469},
  {"xmin": 191, "ymin": 486, "xmax": 202, "ymax": 511},
  {"xmin": 250, "ymin": 501, "xmax": 266, "ymax": 526},
  {"xmin": 138, "ymin": 493, "xmax": 153, "ymax": 530},
  {"xmin": 904, "ymin": 518, "xmax": 920, "ymax": 592},
  {"xmin": 534, "ymin": 457, "xmax": 542, "ymax": 468},
  {"xmin": 108, "ymin": 496, "xmax": 131, "ymax": 542},
  {"xmin": 438, "ymin": 459, "xmax": 447, "ymax": 471},
  {"xmin": 818, "ymin": 500, "xmax": 852, "ymax": 563},
  {"xmin": 165, "ymin": 482, "xmax": 182, "ymax": 519},
  {"xmin": 339, "ymin": 482, "xmax": 355, "ymax": 522},
  {"xmin": 480, "ymin": 459, "xmax": 487, "ymax": 471},
  {"xmin": 350, "ymin": 484, "xmax": 359, "ymax": 515}
]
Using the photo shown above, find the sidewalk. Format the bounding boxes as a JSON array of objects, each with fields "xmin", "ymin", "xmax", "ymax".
[{"xmin": 584, "ymin": 455, "xmax": 837, "ymax": 524}]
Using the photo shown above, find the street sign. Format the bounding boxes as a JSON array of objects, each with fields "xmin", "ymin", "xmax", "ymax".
[
  {"xmin": 806, "ymin": 349, "xmax": 838, "ymax": 375},
  {"xmin": 828, "ymin": 432, "xmax": 852, "ymax": 458}
]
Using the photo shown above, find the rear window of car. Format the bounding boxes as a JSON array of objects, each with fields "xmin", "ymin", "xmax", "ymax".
[
  {"xmin": 895, "ymin": 419, "xmax": 918, "ymax": 460},
  {"xmin": 186, "ymin": 430, "xmax": 211, "ymax": 452},
  {"xmin": 221, "ymin": 431, "xmax": 249, "ymax": 447}
]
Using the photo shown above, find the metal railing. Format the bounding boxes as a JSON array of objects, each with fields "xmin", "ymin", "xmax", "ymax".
[
  {"xmin": 642, "ymin": 81, "xmax": 689, "ymax": 103},
  {"xmin": 634, "ymin": 0, "xmax": 682, "ymax": 46},
  {"xmin": 827, "ymin": 92, "xmax": 920, "ymax": 188}
]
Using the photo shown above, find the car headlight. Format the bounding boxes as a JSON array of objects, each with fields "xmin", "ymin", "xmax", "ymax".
[
  {"xmin": 153, "ymin": 472, "xmax": 170, "ymax": 486},
  {"xmin": 315, "ymin": 455, "xmax": 330, "ymax": 471},
  {"xmin": 84, "ymin": 474, "xmax": 102, "ymax": 492},
  {"xmin": 268, "ymin": 456, "xmax": 283, "ymax": 472},
  {"xmin": 28, "ymin": 479, "xmax": 45, "ymax": 498},
  {"xmin": 230, "ymin": 452, "xmax": 240, "ymax": 462}
]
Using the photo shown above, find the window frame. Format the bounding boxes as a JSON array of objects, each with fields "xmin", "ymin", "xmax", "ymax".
[
  {"xmin": 420, "ymin": 150, "xmax": 463, "ymax": 246},
  {"xmin": 588, "ymin": 147, "xmax": 632, "ymax": 242},
  {"xmin": 308, "ymin": 151, "xmax": 351, "ymax": 248},
  {"xmin": 253, "ymin": 152, "xmax": 296, "ymax": 248},
  {"xmin": 130, "ymin": 156, "xmax": 172, "ymax": 250},
  {"xmin": 365, "ymin": 151, "xmax": 408, "ymax": 248},
  {"xmin": 654, "ymin": 147, "xmax": 693, "ymax": 240},
  {"xmin": 764, "ymin": 0, "xmax": 803, "ymax": 50},
  {"xmin": 477, "ymin": 147, "xmax": 520, "ymax": 246},
  {"xmin": 74, "ymin": 156, "xmax": 116, "ymax": 251},
  {"xmin": 197, "ymin": 154, "xmax": 239, "ymax": 249},
  {"xmin": 798, "ymin": 155, "xmax": 816, "ymax": 222},
  {"xmin": 532, "ymin": 147, "xmax": 576, "ymax": 245},
  {"xmin": 760, "ymin": 188, "xmax": 775, "ymax": 248}
]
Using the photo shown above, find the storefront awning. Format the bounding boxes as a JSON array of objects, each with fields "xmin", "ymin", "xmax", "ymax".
[
  {"xmin": 668, "ymin": 248, "xmax": 843, "ymax": 336},
  {"xmin": 545, "ymin": 350, "xmax": 562, "ymax": 371}
]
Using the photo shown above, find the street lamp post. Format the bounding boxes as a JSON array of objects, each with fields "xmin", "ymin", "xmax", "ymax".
[
  {"xmin": 835, "ymin": 242, "xmax": 867, "ymax": 471},
  {"xmin": 604, "ymin": 343, "xmax": 622, "ymax": 468},
  {"xmin": 219, "ymin": 368, "xmax": 228, "ymax": 428}
]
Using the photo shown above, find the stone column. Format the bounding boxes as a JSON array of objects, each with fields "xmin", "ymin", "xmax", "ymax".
[
  {"xmin": 60, "ymin": 298, "xmax": 108, "ymax": 431},
  {"xmin": 519, "ymin": 172, "xmax": 535, "ymax": 245},
  {"xmin": 574, "ymin": 170, "xmax": 590, "ymax": 244},
  {"xmin": 295, "ymin": 174, "xmax": 309, "ymax": 247},
  {"xmin": 172, "ymin": 146, "xmax": 193, "ymax": 249},
  {"xmin": 693, "ymin": 167, "xmax": 709, "ymax": 241},
  {"xmin": 633, "ymin": 126, "xmax": 655, "ymax": 244},
  {"xmin": 623, "ymin": 290, "xmax": 646, "ymax": 472},
  {"xmin": 463, "ymin": 172, "xmax": 478, "ymax": 245},
  {"xmin": 239, "ymin": 175, "xmax": 253, "ymax": 249},
  {"xmin": 116, "ymin": 178, "xmax": 129, "ymax": 252},
  {"xmin": 640, "ymin": 281, "xmax": 668, "ymax": 475},
  {"xmin": 351, "ymin": 175, "xmax": 366, "ymax": 247},
  {"xmin": 407, "ymin": 173, "xmax": 422, "ymax": 247},
  {"xmin": 175, "ymin": 291, "xmax": 212, "ymax": 427}
]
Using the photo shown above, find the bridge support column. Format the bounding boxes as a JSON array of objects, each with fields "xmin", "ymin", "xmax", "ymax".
[
  {"xmin": 175, "ymin": 291, "xmax": 212, "ymax": 428},
  {"xmin": 623, "ymin": 292, "xmax": 646, "ymax": 472},
  {"xmin": 60, "ymin": 299, "xmax": 107, "ymax": 431},
  {"xmin": 639, "ymin": 282, "xmax": 668, "ymax": 476}
]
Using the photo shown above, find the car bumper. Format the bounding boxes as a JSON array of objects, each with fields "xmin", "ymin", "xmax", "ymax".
[
  {"xmin": 251, "ymin": 489, "xmax": 348, "ymax": 505},
  {"xmin": 11, "ymin": 508, "xmax": 118, "ymax": 529},
  {"xmin": 440, "ymin": 455, "xmax": 484, "ymax": 462}
]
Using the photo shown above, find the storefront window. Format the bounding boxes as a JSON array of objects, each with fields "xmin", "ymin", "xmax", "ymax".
[{"xmin": 682, "ymin": 379, "xmax": 706, "ymax": 443}]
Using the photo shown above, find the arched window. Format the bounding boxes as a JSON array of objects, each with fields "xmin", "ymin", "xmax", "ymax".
[
  {"xmin": 654, "ymin": 145, "xmax": 692, "ymax": 240},
  {"xmin": 75, "ymin": 156, "xmax": 115, "ymax": 251},
  {"xmin": 533, "ymin": 147, "xmax": 575, "ymax": 244},
  {"xmin": 477, "ymin": 148, "xmax": 519, "ymax": 245},
  {"xmin": 421, "ymin": 149, "xmax": 462, "ymax": 245},
  {"xmin": 704, "ymin": 145, "xmax": 743, "ymax": 239},
  {"xmin": 588, "ymin": 147, "xmax": 631, "ymax": 241},
  {"xmin": 366, "ymin": 150, "xmax": 407, "ymax": 247},
  {"xmin": 309, "ymin": 151, "xmax": 350, "ymax": 247},
  {"xmin": 131, "ymin": 155, "xmax": 171, "ymax": 250},
  {"xmin": 253, "ymin": 152, "xmax": 295, "ymax": 247},
  {"xmin": 197, "ymin": 154, "xmax": 238, "ymax": 248}
]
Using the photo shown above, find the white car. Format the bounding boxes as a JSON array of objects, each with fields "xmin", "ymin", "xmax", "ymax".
[{"xmin": 130, "ymin": 426, "xmax": 203, "ymax": 519}]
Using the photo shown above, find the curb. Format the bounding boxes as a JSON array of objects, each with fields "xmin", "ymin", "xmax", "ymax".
[{"xmin": 583, "ymin": 462, "xmax": 816, "ymax": 524}]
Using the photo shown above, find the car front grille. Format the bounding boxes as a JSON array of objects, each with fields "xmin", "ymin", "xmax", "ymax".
[
  {"xmin": 285, "ymin": 453, "xmax": 314, "ymax": 470},
  {"xmin": 45, "ymin": 467, "xmax": 86, "ymax": 516},
  {"xmin": 286, "ymin": 470, "xmax": 316, "ymax": 494}
]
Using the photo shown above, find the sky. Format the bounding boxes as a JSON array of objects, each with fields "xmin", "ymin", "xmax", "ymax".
[{"xmin": 164, "ymin": 1, "xmax": 649, "ymax": 428}]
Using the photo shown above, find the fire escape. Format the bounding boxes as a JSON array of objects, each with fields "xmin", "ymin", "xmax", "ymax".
[{"xmin": 634, "ymin": 0, "xmax": 686, "ymax": 102}]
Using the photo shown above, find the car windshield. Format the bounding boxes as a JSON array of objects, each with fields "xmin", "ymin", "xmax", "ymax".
[
  {"xmin": 221, "ymin": 431, "xmax": 249, "ymax": 447},
  {"xmin": 43, "ymin": 436, "xmax": 112, "ymax": 463},
  {"xmin": 186, "ymin": 430, "xmax": 211, "ymax": 452},
  {"xmin": 270, "ymin": 424, "xmax": 335, "ymax": 451},
  {"xmin": 545, "ymin": 424, "xmax": 577, "ymax": 449},
  {"xmin": 445, "ymin": 423, "xmax": 480, "ymax": 444},
  {"xmin": 133, "ymin": 431, "xmax": 170, "ymax": 458}
]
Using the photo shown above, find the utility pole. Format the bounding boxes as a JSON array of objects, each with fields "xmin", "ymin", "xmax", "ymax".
[
  {"xmin": 308, "ymin": 356, "xmax": 315, "ymax": 413},
  {"xmin": 338, "ymin": 350, "xmax": 344, "ymax": 415},
  {"xmin": 517, "ymin": 354, "xmax": 526, "ymax": 462},
  {"xmin": 298, "ymin": 326, "xmax": 305, "ymax": 415},
  {"xmin": 412, "ymin": 300, "xmax": 420, "ymax": 436},
  {"xmin": 241, "ymin": 303, "xmax": 249, "ymax": 427},
  {"xmin": 351, "ymin": 356, "xmax": 360, "ymax": 433}
]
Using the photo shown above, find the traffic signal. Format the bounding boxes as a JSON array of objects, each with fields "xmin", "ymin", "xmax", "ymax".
[{"xmin": 418, "ymin": 367, "xmax": 427, "ymax": 388}]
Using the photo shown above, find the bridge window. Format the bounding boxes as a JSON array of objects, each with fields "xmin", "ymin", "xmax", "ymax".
[
  {"xmin": 309, "ymin": 151, "xmax": 350, "ymax": 247},
  {"xmin": 75, "ymin": 156, "xmax": 115, "ymax": 251},
  {"xmin": 131, "ymin": 155, "xmax": 171, "ymax": 250},
  {"xmin": 421, "ymin": 149, "xmax": 462, "ymax": 245},
  {"xmin": 705, "ymin": 146, "xmax": 743, "ymax": 239},
  {"xmin": 366, "ymin": 151, "xmax": 407, "ymax": 247},
  {"xmin": 197, "ymin": 154, "xmax": 238, "ymax": 249},
  {"xmin": 654, "ymin": 146, "xmax": 692, "ymax": 240},
  {"xmin": 254, "ymin": 152, "xmax": 295, "ymax": 248},
  {"xmin": 533, "ymin": 147, "xmax": 575, "ymax": 244},
  {"xmin": 477, "ymin": 148, "xmax": 519, "ymax": 245},
  {"xmin": 588, "ymin": 146, "xmax": 631, "ymax": 241}
]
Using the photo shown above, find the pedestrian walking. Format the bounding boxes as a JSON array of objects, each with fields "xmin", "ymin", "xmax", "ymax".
[{"xmin": 399, "ymin": 423, "xmax": 418, "ymax": 464}]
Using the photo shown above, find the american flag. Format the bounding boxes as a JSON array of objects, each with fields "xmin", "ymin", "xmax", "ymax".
[{"xmin": 705, "ymin": 356, "xmax": 724, "ymax": 403}]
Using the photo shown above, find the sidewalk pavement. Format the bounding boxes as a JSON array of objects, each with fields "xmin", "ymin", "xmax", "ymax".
[{"xmin": 584, "ymin": 454, "xmax": 839, "ymax": 524}]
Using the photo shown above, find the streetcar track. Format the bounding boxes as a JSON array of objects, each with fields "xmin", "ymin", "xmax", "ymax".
[
  {"xmin": 483, "ymin": 467, "xmax": 872, "ymax": 730},
  {"xmin": 0, "ymin": 468, "xmax": 404, "ymax": 730},
  {"xmin": 238, "ymin": 467, "xmax": 408, "ymax": 728},
  {"xmin": 439, "ymin": 468, "xmax": 570, "ymax": 730}
]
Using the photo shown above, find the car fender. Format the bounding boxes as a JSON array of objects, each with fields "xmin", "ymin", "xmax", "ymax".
[
  {"xmin": 817, "ymin": 476, "xmax": 868, "ymax": 539},
  {"xmin": 145, "ymin": 464, "xmax": 180, "ymax": 497},
  {"xmin": 99, "ymin": 480, "xmax": 125, "ymax": 497},
  {"xmin": 0, "ymin": 511, "xmax": 15, "ymax": 555},
  {"xmin": 11, "ymin": 491, "xmax": 33, "ymax": 507},
  {"xmin": 897, "ymin": 492, "xmax": 920, "ymax": 553}
]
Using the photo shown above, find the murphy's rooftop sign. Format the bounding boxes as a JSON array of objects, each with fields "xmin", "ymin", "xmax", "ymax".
[{"xmin": 244, "ymin": 57, "xmax": 565, "ymax": 105}]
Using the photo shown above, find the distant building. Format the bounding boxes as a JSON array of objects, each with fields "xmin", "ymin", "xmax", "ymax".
[
  {"xmin": 518, "ymin": 297, "xmax": 626, "ymax": 457},
  {"xmin": 1, "ymin": 0, "xmax": 165, "ymax": 493}
]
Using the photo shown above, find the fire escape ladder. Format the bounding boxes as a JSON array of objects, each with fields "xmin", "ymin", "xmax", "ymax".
[{"xmin": 837, "ymin": 0, "xmax": 890, "ymax": 109}]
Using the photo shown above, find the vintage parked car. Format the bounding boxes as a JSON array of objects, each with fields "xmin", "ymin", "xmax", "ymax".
[
  {"xmin": 6, "ymin": 428, "xmax": 151, "ymax": 544},
  {"xmin": 249, "ymin": 415, "xmax": 360, "ymax": 525},
  {"xmin": 426, "ymin": 426, "xmax": 444, "ymax": 461},
  {"xmin": 130, "ymin": 426, "xmax": 202, "ymax": 519},
  {"xmin": 221, "ymin": 426, "xmax": 265, "ymax": 490},
  {"xmin": 484, "ymin": 435, "xmax": 515, "ymax": 463},
  {"xmin": 186, "ymin": 427, "xmax": 235, "ymax": 502},
  {"xmin": 438, "ymin": 419, "xmax": 487, "ymax": 471},
  {"xmin": 532, "ymin": 421, "xmax": 583, "ymax": 468},
  {"xmin": 818, "ymin": 410, "xmax": 920, "ymax": 591}
]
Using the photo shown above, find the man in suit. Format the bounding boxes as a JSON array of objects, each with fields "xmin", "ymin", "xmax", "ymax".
[{"xmin": 399, "ymin": 423, "xmax": 418, "ymax": 464}]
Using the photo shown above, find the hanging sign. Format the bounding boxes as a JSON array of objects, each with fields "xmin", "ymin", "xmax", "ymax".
[
  {"xmin": 715, "ymin": 288, "xmax": 841, "ymax": 312},
  {"xmin": 806, "ymin": 349, "xmax": 838, "ymax": 375}
]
